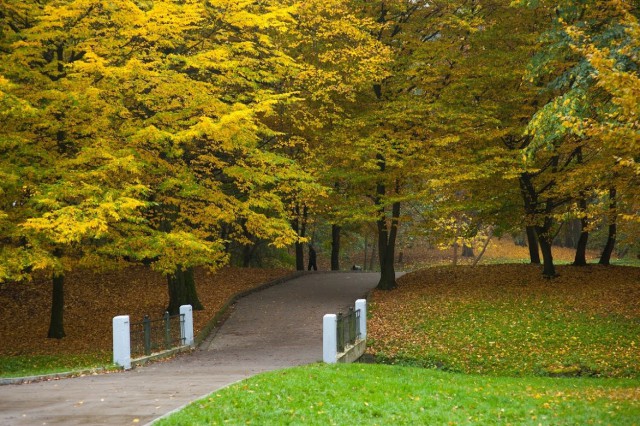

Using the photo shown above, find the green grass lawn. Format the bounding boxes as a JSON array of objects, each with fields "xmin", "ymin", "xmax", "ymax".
[
  {"xmin": 0, "ymin": 352, "xmax": 113, "ymax": 379},
  {"xmin": 612, "ymin": 257, "xmax": 640, "ymax": 267},
  {"xmin": 156, "ymin": 363, "xmax": 640, "ymax": 425},
  {"xmin": 368, "ymin": 265, "xmax": 640, "ymax": 378},
  {"xmin": 371, "ymin": 300, "xmax": 640, "ymax": 378}
]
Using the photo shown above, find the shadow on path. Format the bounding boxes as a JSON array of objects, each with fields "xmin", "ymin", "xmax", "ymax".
[{"xmin": 0, "ymin": 272, "xmax": 380, "ymax": 426}]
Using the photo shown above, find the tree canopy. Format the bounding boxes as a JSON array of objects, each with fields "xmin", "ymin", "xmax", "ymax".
[{"xmin": 1, "ymin": 0, "xmax": 638, "ymax": 335}]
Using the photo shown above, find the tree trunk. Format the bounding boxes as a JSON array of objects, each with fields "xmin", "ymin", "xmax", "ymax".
[
  {"xmin": 371, "ymin": 82, "xmax": 397, "ymax": 288},
  {"xmin": 378, "ymin": 245, "xmax": 396, "ymax": 289},
  {"xmin": 573, "ymin": 197, "xmax": 589, "ymax": 266},
  {"xmin": 376, "ymin": 200, "xmax": 400, "ymax": 290},
  {"xmin": 331, "ymin": 224, "xmax": 341, "ymax": 271},
  {"xmin": 462, "ymin": 243, "xmax": 474, "ymax": 257},
  {"xmin": 525, "ymin": 226, "xmax": 541, "ymax": 264},
  {"xmin": 291, "ymin": 208, "xmax": 302, "ymax": 270},
  {"xmin": 372, "ymin": 151, "xmax": 399, "ymax": 289},
  {"xmin": 564, "ymin": 219, "xmax": 582, "ymax": 248},
  {"xmin": 472, "ymin": 229, "xmax": 493, "ymax": 267},
  {"xmin": 294, "ymin": 241, "xmax": 304, "ymax": 271},
  {"xmin": 363, "ymin": 234, "xmax": 368, "ymax": 271},
  {"xmin": 452, "ymin": 241, "xmax": 459, "ymax": 266},
  {"xmin": 519, "ymin": 173, "xmax": 541, "ymax": 264},
  {"xmin": 242, "ymin": 243, "xmax": 255, "ymax": 267},
  {"xmin": 538, "ymin": 237, "xmax": 556, "ymax": 277},
  {"xmin": 573, "ymin": 229, "xmax": 589, "ymax": 266},
  {"xmin": 520, "ymin": 170, "xmax": 556, "ymax": 276},
  {"xmin": 570, "ymin": 147, "xmax": 587, "ymax": 260},
  {"xmin": 536, "ymin": 219, "xmax": 556, "ymax": 278},
  {"xmin": 292, "ymin": 204, "xmax": 307, "ymax": 271},
  {"xmin": 167, "ymin": 267, "xmax": 203, "ymax": 315},
  {"xmin": 239, "ymin": 222, "xmax": 258, "ymax": 267},
  {"xmin": 369, "ymin": 240, "xmax": 377, "ymax": 271},
  {"xmin": 47, "ymin": 272, "xmax": 65, "ymax": 339},
  {"xmin": 599, "ymin": 188, "xmax": 617, "ymax": 265},
  {"xmin": 600, "ymin": 229, "xmax": 617, "ymax": 263}
]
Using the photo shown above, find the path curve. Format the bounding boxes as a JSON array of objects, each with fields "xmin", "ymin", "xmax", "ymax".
[{"xmin": 0, "ymin": 272, "xmax": 379, "ymax": 425}]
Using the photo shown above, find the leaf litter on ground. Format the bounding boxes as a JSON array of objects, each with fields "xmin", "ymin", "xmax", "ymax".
[
  {"xmin": 0, "ymin": 266, "xmax": 291, "ymax": 364},
  {"xmin": 367, "ymin": 264, "xmax": 640, "ymax": 378}
]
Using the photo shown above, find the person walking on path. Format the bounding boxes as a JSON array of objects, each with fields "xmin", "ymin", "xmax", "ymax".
[{"xmin": 308, "ymin": 245, "xmax": 318, "ymax": 270}]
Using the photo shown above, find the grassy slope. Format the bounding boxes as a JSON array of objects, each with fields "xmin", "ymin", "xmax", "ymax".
[
  {"xmin": 157, "ymin": 363, "xmax": 640, "ymax": 425},
  {"xmin": 368, "ymin": 264, "xmax": 640, "ymax": 378}
]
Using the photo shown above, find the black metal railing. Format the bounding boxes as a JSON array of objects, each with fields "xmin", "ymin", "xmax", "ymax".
[
  {"xmin": 130, "ymin": 312, "xmax": 185, "ymax": 357},
  {"xmin": 336, "ymin": 307, "xmax": 361, "ymax": 353}
]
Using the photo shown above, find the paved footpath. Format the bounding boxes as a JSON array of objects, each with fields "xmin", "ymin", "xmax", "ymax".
[{"xmin": 0, "ymin": 272, "xmax": 380, "ymax": 426}]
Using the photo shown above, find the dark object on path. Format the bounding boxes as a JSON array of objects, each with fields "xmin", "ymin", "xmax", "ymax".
[
  {"xmin": 308, "ymin": 245, "xmax": 318, "ymax": 271},
  {"xmin": 351, "ymin": 265, "xmax": 362, "ymax": 271}
]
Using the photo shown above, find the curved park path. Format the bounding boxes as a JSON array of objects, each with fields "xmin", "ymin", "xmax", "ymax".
[{"xmin": 0, "ymin": 272, "xmax": 380, "ymax": 426}]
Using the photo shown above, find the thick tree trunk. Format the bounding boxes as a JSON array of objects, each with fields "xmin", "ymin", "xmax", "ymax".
[
  {"xmin": 519, "ymin": 173, "xmax": 541, "ymax": 265},
  {"xmin": 536, "ymin": 221, "xmax": 556, "ymax": 278},
  {"xmin": 295, "ymin": 241, "xmax": 304, "ymax": 271},
  {"xmin": 525, "ymin": 226, "xmax": 541, "ymax": 264},
  {"xmin": 377, "ymin": 242, "xmax": 396, "ymax": 289},
  {"xmin": 167, "ymin": 267, "xmax": 203, "ymax": 315},
  {"xmin": 599, "ymin": 188, "xmax": 617, "ymax": 265},
  {"xmin": 573, "ymin": 230, "xmax": 589, "ymax": 266},
  {"xmin": 373, "ymin": 151, "xmax": 399, "ymax": 289},
  {"xmin": 538, "ymin": 237, "xmax": 556, "ymax": 278},
  {"xmin": 378, "ymin": 246, "xmax": 396, "ymax": 289},
  {"xmin": 331, "ymin": 224, "xmax": 341, "ymax": 271},
  {"xmin": 520, "ymin": 169, "xmax": 558, "ymax": 277},
  {"xmin": 242, "ymin": 243, "xmax": 255, "ymax": 267},
  {"xmin": 47, "ymin": 272, "xmax": 65, "ymax": 339},
  {"xmin": 239, "ymin": 222, "xmax": 258, "ymax": 267},
  {"xmin": 371, "ymin": 81, "xmax": 397, "ymax": 287},
  {"xmin": 599, "ymin": 222, "xmax": 616, "ymax": 265},
  {"xmin": 376, "ymin": 200, "xmax": 400, "ymax": 290}
]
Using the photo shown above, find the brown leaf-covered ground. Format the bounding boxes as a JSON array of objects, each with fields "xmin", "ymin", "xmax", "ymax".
[
  {"xmin": 0, "ymin": 266, "xmax": 291, "ymax": 357},
  {"xmin": 398, "ymin": 236, "xmax": 604, "ymax": 269}
]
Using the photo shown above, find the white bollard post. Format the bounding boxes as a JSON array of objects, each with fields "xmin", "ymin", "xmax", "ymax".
[
  {"xmin": 323, "ymin": 314, "xmax": 337, "ymax": 363},
  {"xmin": 180, "ymin": 304, "xmax": 194, "ymax": 347},
  {"xmin": 112, "ymin": 315, "xmax": 131, "ymax": 370},
  {"xmin": 355, "ymin": 299, "xmax": 367, "ymax": 340}
]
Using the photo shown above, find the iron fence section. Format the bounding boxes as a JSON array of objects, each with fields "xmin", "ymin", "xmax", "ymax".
[
  {"xmin": 130, "ymin": 312, "xmax": 185, "ymax": 357},
  {"xmin": 336, "ymin": 307, "xmax": 361, "ymax": 353}
]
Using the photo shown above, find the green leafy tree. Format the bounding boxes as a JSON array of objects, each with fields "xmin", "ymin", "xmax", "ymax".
[
  {"xmin": 518, "ymin": 0, "xmax": 639, "ymax": 274},
  {"xmin": 328, "ymin": 0, "xmax": 524, "ymax": 288}
]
